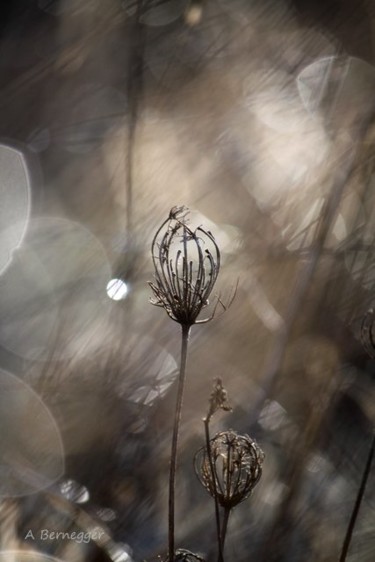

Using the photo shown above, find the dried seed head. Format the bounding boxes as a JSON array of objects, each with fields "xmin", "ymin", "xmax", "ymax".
[
  {"xmin": 195, "ymin": 430, "xmax": 264, "ymax": 509},
  {"xmin": 149, "ymin": 207, "xmax": 221, "ymax": 326},
  {"xmin": 206, "ymin": 377, "xmax": 232, "ymax": 421}
]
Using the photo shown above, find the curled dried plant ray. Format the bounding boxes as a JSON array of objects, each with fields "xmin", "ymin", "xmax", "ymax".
[
  {"xmin": 360, "ymin": 308, "xmax": 375, "ymax": 358},
  {"xmin": 196, "ymin": 280, "xmax": 238, "ymax": 325}
]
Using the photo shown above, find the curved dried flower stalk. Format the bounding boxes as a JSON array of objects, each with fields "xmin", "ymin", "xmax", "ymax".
[
  {"xmin": 149, "ymin": 206, "xmax": 221, "ymax": 326},
  {"xmin": 195, "ymin": 430, "xmax": 264, "ymax": 510},
  {"xmin": 203, "ymin": 379, "xmax": 232, "ymax": 562}
]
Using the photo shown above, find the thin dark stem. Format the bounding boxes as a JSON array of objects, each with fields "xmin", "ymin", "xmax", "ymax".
[
  {"xmin": 339, "ymin": 431, "xmax": 375, "ymax": 562},
  {"xmin": 168, "ymin": 324, "xmax": 191, "ymax": 562},
  {"xmin": 125, "ymin": 0, "xmax": 145, "ymax": 237},
  {"xmin": 204, "ymin": 416, "xmax": 224, "ymax": 562},
  {"xmin": 221, "ymin": 507, "xmax": 231, "ymax": 552}
]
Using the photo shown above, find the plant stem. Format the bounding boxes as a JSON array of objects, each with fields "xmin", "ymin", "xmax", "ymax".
[
  {"xmin": 221, "ymin": 507, "xmax": 231, "ymax": 552},
  {"xmin": 204, "ymin": 416, "xmax": 224, "ymax": 562},
  {"xmin": 125, "ymin": 0, "xmax": 144, "ymax": 238},
  {"xmin": 339, "ymin": 431, "xmax": 375, "ymax": 562},
  {"xmin": 168, "ymin": 324, "xmax": 191, "ymax": 562}
]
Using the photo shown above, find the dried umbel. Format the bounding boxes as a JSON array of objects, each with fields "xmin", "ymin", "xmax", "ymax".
[
  {"xmin": 149, "ymin": 206, "xmax": 221, "ymax": 326},
  {"xmin": 195, "ymin": 430, "xmax": 264, "ymax": 509}
]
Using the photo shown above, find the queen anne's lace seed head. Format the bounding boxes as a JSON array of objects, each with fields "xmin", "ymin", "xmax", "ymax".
[
  {"xmin": 149, "ymin": 207, "xmax": 221, "ymax": 327},
  {"xmin": 195, "ymin": 430, "xmax": 264, "ymax": 509}
]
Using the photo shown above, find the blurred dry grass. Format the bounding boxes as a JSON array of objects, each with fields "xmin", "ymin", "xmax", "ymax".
[{"xmin": 0, "ymin": 1, "xmax": 374, "ymax": 561}]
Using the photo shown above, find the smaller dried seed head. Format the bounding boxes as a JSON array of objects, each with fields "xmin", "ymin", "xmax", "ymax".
[
  {"xmin": 194, "ymin": 430, "xmax": 264, "ymax": 509},
  {"xmin": 149, "ymin": 207, "xmax": 221, "ymax": 326},
  {"xmin": 206, "ymin": 377, "xmax": 232, "ymax": 421}
]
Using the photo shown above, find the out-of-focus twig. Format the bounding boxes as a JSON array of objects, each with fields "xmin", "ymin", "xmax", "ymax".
[
  {"xmin": 252, "ymin": 121, "xmax": 375, "ymax": 427},
  {"xmin": 339, "ymin": 431, "xmax": 375, "ymax": 561},
  {"xmin": 257, "ymin": 117, "xmax": 375, "ymax": 562}
]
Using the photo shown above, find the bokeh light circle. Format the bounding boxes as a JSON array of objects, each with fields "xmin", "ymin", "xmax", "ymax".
[{"xmin": 106, "ymin": 279, "xmax": 129, "ymax": 301}]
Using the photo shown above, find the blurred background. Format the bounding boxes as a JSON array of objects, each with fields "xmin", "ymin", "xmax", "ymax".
[{"xmin": 0, "ymin": 0, "xmax": 375, "ymax": 561}]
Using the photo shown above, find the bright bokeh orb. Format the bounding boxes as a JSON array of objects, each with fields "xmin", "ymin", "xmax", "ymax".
[{"xmin": 106, "ymin": 278, "xmax": 129, "ymax": 301}]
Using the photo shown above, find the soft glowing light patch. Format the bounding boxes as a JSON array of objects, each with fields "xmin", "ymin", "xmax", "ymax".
[
  {"xmin": 0, "ymin": 217, "xmax": 111, "ymax": 361},
  {"xmin": 0, "ymin": 144, "xmax": 31, "ymax": 275},
  {"xmin": 297, "ymin": 56, "xmax": 375, "ymax": 125},
  {"xmin": 106, "ymin": 278, "xmax": 129, "ymax": 301},
  {"xmin": 59, "ymin": 479, "xmax": 90, "ymax": 503},
  {"xmin": 108, "ymin": 544, "xmax": 133, "ymax": 562},
  {"xmin": 0, "ymin": 369, "xmax": 65, "ymax": 497}
]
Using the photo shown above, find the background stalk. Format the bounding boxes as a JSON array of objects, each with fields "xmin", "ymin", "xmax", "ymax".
[
  {"xmin": 168, "ymin": 324, "xmax": 191, "ymax": 562},
  {"xmin": 339, "ymin": 431, "xmax": 375, "ymax": 562}
]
